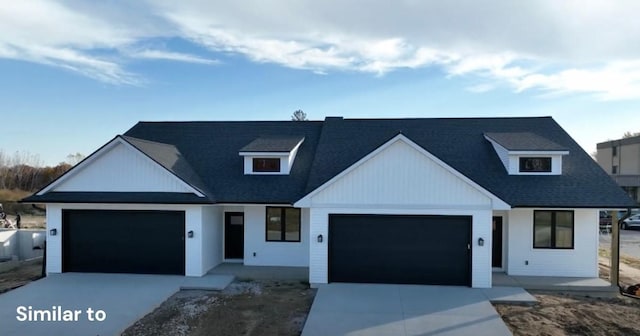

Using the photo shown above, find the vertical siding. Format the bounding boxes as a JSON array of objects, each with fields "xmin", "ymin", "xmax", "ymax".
[
  {"xmin": 308, "ymin": 208, "xmax": 329, "ymax": 284},
  {"xmin": 308, "ymin": 207, "xmax": 492, "ymax": 288},
  {"xmin": 46, "ymin": 205, "xmax": 62, "ymax": 273},
  {"xmin": 54, "ymin": 142, "xmax": 192, "ymax": 193},
  {"xmin": 201, "ymin": 206, "xmax": 223, "ymax": 273},
  {"xmin": 507, "ymin": 208, "xmax": 598, "ymax": 277},
  {"xmin": 184, "ymin": 207, "xmax": 203, "ymax": 276},
  {"xmin": 241, "ymin": 206, "xmax": 309, "ymax": 267},
  {"xmin": 310, "ymin": 140, "xmax": 491, "ymax": 207}
]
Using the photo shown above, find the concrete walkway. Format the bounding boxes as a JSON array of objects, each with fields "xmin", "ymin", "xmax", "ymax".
[
  {"xmin": 0, "ymin": 273, "xmax": 233, "ymax": 336},
  {"xmin": 493, "ymin": 272, "xmax": 616, "ymax": 293},
  {"xmin": 302, "ymin": 284, "xmax": 532, "ymax": 336},
  {"xmin": 208, "ymin": 263, "xmax": 308, "ymax": 281}
]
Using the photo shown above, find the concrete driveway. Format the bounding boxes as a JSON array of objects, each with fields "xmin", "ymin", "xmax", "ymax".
[
  {"xmin": 0, "ymin": 273, "xmax": 233, "ymax": 336},
  {"xmin": 302, "ymin": 284, "xmax": 521, "ymax": 336}
]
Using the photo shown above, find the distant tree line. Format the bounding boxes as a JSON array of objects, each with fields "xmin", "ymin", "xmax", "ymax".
[{"xmin": 0, "ymin": 150, "xmax": 78, "ymax": 192}]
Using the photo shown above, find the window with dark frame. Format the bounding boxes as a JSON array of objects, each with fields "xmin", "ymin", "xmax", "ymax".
[
  {"xmin": 266, "ymin": 207, "xmax": 301, "ymax": 242},
  {"xmin": 612, "ymin": 146, "xmax": 618, "ymax": 156},
  {"xmin": 612, "ymin": 165, "xmax": 618, "ymax": 174},
  {"xmin": 253, "ymin": 158, "xmax": 280, "ymax": 172},
  {"xmin": 533, "ymin": 210, "xmax": 574, "ymax": 249},
  {"xmin": 519, "ymin": 157, "xmax": 552, "ymax": 173}
]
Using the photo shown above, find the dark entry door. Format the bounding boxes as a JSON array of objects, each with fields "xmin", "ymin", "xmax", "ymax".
[
  {"xmin": 329, "ymin": 214, "xmax": 472, "ymax": 286},
  {"xmin": 225, "ymin": 212, "xmax": 244, "ymax": 259},
  {"xmin": 492, "ymin": 216, "xmax": 503, "ymax": 268},
  {"xmin": 62, "ymin": 210, "xmax": 185, "ymax": 275}
]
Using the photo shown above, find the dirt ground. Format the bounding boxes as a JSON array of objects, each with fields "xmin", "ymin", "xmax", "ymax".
[
  {"xmin": 494, "ymin": 251, "xmax": 640, "ymax": 336},
  {"xmin": 122, "ymin": 280, "xmax": 316, "ymax": 336},
  {"xmin": 495, "ymin": 292, "xmax": 640, "ymax": 336},
  {"xmin": 0, "ymin": 261, "xmax": 43, "ymax": 294}
]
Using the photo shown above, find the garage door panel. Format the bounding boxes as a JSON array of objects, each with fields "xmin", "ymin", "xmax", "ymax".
[
  {"xmin": 62, "ymin": 210, "xmax": 185, "ymax": 275},
  {"xmin": 329, "ymin": 214, "xmax": 471, "ymax": 286}
]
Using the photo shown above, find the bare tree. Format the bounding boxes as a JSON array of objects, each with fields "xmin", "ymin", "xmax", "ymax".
[
  {"xmin": 291, "ymin": 109, "xmax": 308, "ymax": 121},
  {"xmin": 66, "ymin": 152, "xmax": 85, "ymax": 166},
  {"xmin": 623, "ymin": 131, "xmax": 640, "ymax": 138}
]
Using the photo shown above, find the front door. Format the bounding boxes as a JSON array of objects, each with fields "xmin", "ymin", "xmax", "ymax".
[
  {"xmin": 492, "ymin": 216, "xmax": 503, "ymax": 268},
  {"xmin": 225, "ymin": 212, "xmax": 244, "ymax": 259}
]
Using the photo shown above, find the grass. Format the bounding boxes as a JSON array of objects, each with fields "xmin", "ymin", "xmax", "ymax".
[{"xmin": 599, "ymin": 248, "xmax": 640, "ymax": 270}]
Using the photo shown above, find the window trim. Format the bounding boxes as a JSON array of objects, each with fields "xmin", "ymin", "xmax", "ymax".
[
  {"xmin": 253, "ymin": 158, "xmax": 281, "ymax": 173},
  {"xmin": 533, "ymin": 210, "xmax": 574, "ymax": 249},
  {"xmin": 519, "ymin": 157, "xmax": 552, "ymax": 173},
  {"xmin": 265, "ymin": 207, "xmax": 301, "ymax": 242}
]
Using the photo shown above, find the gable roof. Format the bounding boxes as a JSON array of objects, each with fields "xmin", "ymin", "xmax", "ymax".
[
  {"xmin": 484, "ymin": 132, "xmax": 568, "ymax": 151},
  {"xmin": 304, "ymin": 117, "xmax": 634, "ymax": 208},
  {"xmin": 24, "ymin": 117, "xmax": 635, "ymax": 208},
  {"xmin": 124, "ymin": 121, "xmax": 324, "ymax": 204},
  {"xmin": 22, "ymin": 136, "xmax": 210, "ymax": 204},
  {"xmin": 239, "ymin": 136, "xmax": 305, "ymax": 153},
  {"xmin": 121, "ymin": 136, "xmax": 212, "ymax": 197},
  {"xmin": 296, "ymin": 133, "xmax": 510, "ymax": 210}
]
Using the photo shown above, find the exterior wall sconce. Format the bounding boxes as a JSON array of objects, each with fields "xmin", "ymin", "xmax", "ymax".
[
  {"xmin": 188, "ymin": 230, "xmax": 194, "ymax": 238},
  {"xmin": 478, "ymin": 237, "xmax": 484, "ymax": 246},
  {"xmin": 49, "ymin": 228, "xmax": 57, "ymax": 236},
  {"xmin": 317, "ymin": 234, "xmax": 323, "ymax": 243}
]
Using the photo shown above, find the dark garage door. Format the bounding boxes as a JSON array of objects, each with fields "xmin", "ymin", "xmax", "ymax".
[
  {"xmin": 329, "ymin": 214, "xmax": 471, "ymax": 286},
  {"xmin": 62, "ymin": 210, "xmax": 185, "ymax": 275}
]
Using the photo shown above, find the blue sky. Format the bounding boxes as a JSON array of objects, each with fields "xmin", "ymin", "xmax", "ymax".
[{"xmin": 1, "ymin": 1, "xmax": 639, "ymax": 166}]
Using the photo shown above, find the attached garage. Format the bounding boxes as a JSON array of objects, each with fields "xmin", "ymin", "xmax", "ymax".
[
  {"xmin": 62, "ymin": 210, "xmax": 185, "ymax": 275},
  {"xmin": 329, "ymin": 214, "xmax": 472, "ymax": 286}
]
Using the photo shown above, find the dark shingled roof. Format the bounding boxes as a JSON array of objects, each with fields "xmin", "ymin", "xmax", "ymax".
[
  {"xmin": 22, "ymin": 192, "xmax": 211, "ymax": 204},
  {"xmin": 24, "ymin": 117, "xmax": 636, "ymax": 208},
  {"xmin": 485, "ymin": 132, "xmax": 568, "ymax": 151},
  {"xmin": 125, "ymin": 121, "xmax": 323, "ymax": 204},
  {"xmin": 239, "ymin": 136, "xmax": 305, "ymax": 152},
  {"xmin": 121, "ymin": 135, "xmax": 213, "ymax": 199}
]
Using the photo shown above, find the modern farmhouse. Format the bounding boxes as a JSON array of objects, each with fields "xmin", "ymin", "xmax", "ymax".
[{"xmin": 24, "ymin": 117, "xmax": 635, "ymax": 288}]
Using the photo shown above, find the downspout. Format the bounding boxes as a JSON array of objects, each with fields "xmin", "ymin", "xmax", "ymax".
[{"xmin": 615, "ymin": 209, "xmax": 636, "ymax": 298}]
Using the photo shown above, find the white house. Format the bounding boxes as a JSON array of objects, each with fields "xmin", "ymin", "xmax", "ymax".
[{"xmin": 24, "ymin": 117, "xmax": 635, "ymax": 288}]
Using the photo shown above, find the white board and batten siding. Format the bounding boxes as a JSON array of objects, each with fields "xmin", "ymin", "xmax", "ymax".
[
  {"xmin": 507, "ymin": 208, "xmax": 599, "ymax": 277},
  {"xmin": 51, "ymin": 141, "xmax": 194, "ymax": 193},
  {"xmin": 222, "ymin": 205, "xmax": 310, "ymax": 267},
  {"xmin": 302, "ymin": 138, "xmax": 498, "ymax": 288},
  {"xmin": 201, "ymin": 206, "xmax": 223, "ymax": 273},
  {"xmin": 45, "ymin": 203, "xmax": 222, "ymax": 277}
]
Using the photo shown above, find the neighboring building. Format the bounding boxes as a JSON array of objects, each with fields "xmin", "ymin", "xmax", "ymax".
[
  {"xmin": 597, "ymin": 135, "xmax": 640, "ymax": 204},
  {"xmin": 24, "ymin": 117, "xmax": 634, "ymax": 288}
]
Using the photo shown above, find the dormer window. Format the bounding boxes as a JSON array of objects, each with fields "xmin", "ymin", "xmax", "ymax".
[
  {"xmin": 239, "ymin": 136, "xmax": 305, "ymax": 175},
  {"xmin": 484, "ymin": 132, "xmax": 569, "ymax": 176},
  {"xmin": 253, "ymin": 158, "xmax": 281, "ymax": 172},
  {"xmin": 519, "ymin": 157, "xmax": 551, "ymax": 173}
]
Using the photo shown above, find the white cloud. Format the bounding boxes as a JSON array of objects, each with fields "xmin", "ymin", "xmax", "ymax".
[
  {"xmin": 129, "ymin": 49, "xmax": 219, "ymax": 65},
  {"xmin": 1, "ymin": 0, "xmax": 640, "ymax": 99}
]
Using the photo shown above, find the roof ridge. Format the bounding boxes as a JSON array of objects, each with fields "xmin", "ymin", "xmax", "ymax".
[{"xmin": 121, "ymin": 135, "xmax": 175, "ymax": 148}]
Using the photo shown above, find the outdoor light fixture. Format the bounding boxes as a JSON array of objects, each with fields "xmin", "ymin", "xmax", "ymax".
[
  {"xmin": 478, "ymin": 237, "xmax": 484, "ymax": 246},
  {"xmin": 188, "ymin": 230, "xmax": 194, "ymax": 238},
  {"xmin": 317, "ymin": 234, "xmax": 323, "ymax": 243},
  {"xmin": 49, "ymin": 228, "xmax": 57, "ymax": 236}
]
